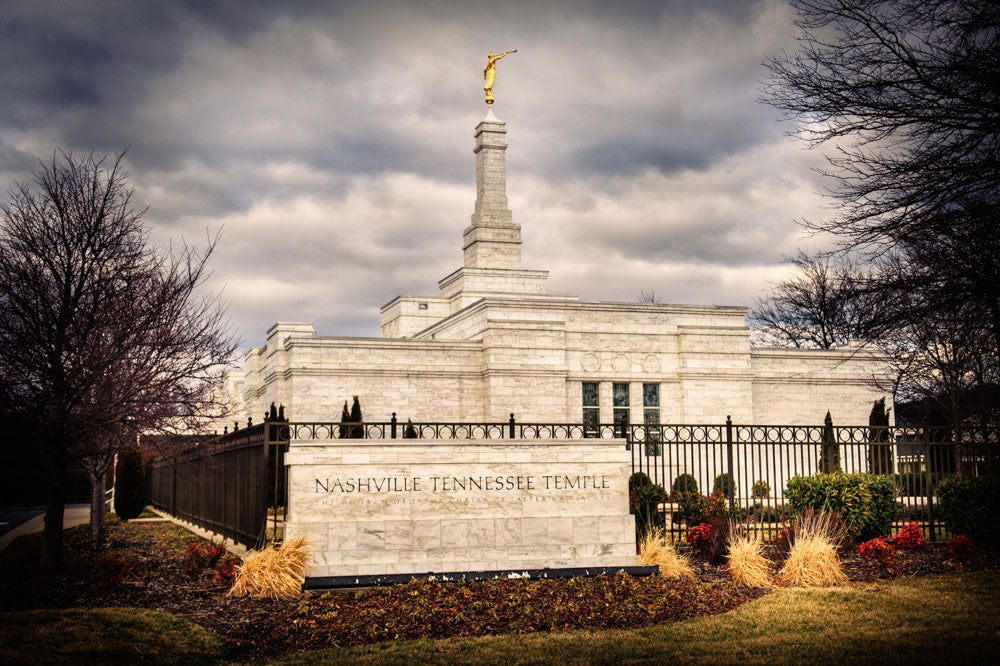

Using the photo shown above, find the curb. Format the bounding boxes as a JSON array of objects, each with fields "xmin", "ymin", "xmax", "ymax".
[
  {"xmin": 0, "ymin": 513, "xmax": 46, "ymax": 551},
  {"xmin": 148, "ymin": 507, "xmax": 248, "ymax": 557}
]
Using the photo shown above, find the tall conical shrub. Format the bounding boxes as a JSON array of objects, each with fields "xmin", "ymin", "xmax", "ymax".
[
  {"xmin": 337, "ymin": 401, "xmax": 350, "ymax": 439},
  {"xmin": 349, "ymin": 396, "xmax": 363, "ymax": 438},
  {"xmin": 820, "ymin": 411, "xmax": 840, "ymax": 473},
  {"xmin": 114, "ymin": 449, "xmax": 145, "ymax": 520},
  {"xmin": 867, "ymin": 398, "xmax": 894, "ymax": 474}
]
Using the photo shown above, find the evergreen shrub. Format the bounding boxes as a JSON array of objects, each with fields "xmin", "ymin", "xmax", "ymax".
[
  {"xmin": 936, "ymin": 476, "xmax": 1000, "ymax": 544},
  {"xmin": 673, "ymin": 490, "xmax": 727, "ymax": 526},
  {"xmin": 785, "ymin": 472, "xmax": 895, "ymax": 541},
  {"xmin": 866, "ymin": 398, "xmax": 893, "ymax": 474},
  {"xmin": 713, "ymin": 472, "xmax": 735, "ymax": 497},
  {"xmin": 751, "ymin": 479, "xmax": 770, "ymax": 499},
  {"xmin": 671, "ymin": 473, "xmax": 698, "ymax": 495},
  {"xmin": 113, "ymin": 449, "xmax": 146, "ymax": 520},
  {"xmin": 634, "ymin": 487, "xmax": 667, "ymax": 537}
]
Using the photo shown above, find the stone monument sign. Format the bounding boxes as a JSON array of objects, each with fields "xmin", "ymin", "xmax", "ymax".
[{"xmin": 283, "ymin": 437, "xmax": 643, "ymax": 584}]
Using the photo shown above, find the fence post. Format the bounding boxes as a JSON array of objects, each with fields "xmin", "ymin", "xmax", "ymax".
[
  {"xmin": 391, "ymin": 412, "xmax": 397, "ymax": 439},
  {"xmin": 509, "ymin": 413, "xmax": 515, "ymax": 439},
  {"xmin": 171, "ymin": 457, "xmax": 177, "ymax": 518},
  {"xmin": 923, "ymin": 425, "xmax": 935, "ymax": 542},
  {"xmin": 726, "ymin": 416, "xmax": 735, "ymax": 512}
]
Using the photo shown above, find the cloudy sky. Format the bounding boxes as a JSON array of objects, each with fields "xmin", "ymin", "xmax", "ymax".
[{"xmin": 1, "ymin": 0, "xmax": 834, "ymax": 346}]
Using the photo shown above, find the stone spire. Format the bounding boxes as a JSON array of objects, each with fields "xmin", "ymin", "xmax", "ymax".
[{"xmin": 463, "ymin": 106, "xmax": 522, "ymax": 270}]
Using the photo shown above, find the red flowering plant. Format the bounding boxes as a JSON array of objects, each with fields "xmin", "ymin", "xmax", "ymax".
[
  {"xmin": 858, "ymin": 537, "xmax": 898, "ymax": 575},
  {"xmin": 687, "ymin": 522, "xmax": 713, "ymax": 556},
  {"xmin": 948, "ymin": 534, "xmax": 975, "ymax": 564},
  {"xmin": 892, "ymin": 521, "xmax": 924, "ymax": 549},
  {"xmin": 206, "ymin": 542, "xmax": 226, "ymax": 566},
  {"xmin": 99, "ymin": 551, "xmax": 132, "ymax": 587},
  {"xmin": 183, "ymin": 540, "xmax": 228, "ymax": 579},
  {"xmin": 215, "ymin": 555, "xmax": 240, "ymax": 586}
]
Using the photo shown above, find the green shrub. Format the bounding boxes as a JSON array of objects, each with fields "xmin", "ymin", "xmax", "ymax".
[
  {"xmin": 673, "ymin": 490, "xmax": 727, "ymax": 526},
  {"xmin": 113, "ymin": 449, "xmax": 146, "ymax": 520},
  {"xmin": 936, "ymin": 476, "xmax": 1000, "ymax": 544},
  {"xmin": 751, "ymin": 479, "xmax": 770, "ymax": 499},
  {"xmin": 713, "ymin": 473, "xmax": 735, "ymax": 497},
  {"xmin": 629, "ymin": 472, "xmax": 653, "ymax": 495},
  {"xmin": 820, "ymin": 411, "xmax": 841, "ymax": 473},
  {"xmin": 785, "ymin": 472, "xmax": 895, "ymax": 541},
  {"xmin": 671, "ymin": 473, "xmax": 698, "ymax": 495},
  {"xmin": 631, "ymin": 481, "xmax": 667, "ymax": 537}
]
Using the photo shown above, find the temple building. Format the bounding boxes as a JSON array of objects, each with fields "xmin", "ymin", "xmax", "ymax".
[{"xmin": 222, "ymin": 107, "xmax": 887, "ymax": 427}]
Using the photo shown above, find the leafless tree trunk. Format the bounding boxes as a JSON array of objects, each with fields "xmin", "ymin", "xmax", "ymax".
[{"xmin": 88, "ymin": 465, "xmax": 107, "ymax": 543}]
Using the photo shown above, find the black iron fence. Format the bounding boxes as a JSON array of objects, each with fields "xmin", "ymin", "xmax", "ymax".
[
  {"xmin": 149, "ymin": 413, "xmax": 997, "ymax": 548},
  {"xmin": 281, "ymin": 413, "xmax": 999, "ymax": 543},
  {"xmin": 148, "ymin": 422, "xmax": 273, "ymax": 549}
]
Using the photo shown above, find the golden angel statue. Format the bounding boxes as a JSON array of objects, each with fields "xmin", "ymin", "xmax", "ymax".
[{"xmin": 483, "ymin": 49, "xmax": 517, "ymax": 104}]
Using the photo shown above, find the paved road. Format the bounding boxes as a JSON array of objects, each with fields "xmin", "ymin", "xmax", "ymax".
[
  {"xmin": 0, "ymin": 510, "xmax": 44, "ymax": 538},
  {"xmin": 0, "ymin": 504, "xmax": 91, "ymax": 550}
]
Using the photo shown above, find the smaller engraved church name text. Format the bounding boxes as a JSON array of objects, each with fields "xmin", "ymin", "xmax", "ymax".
[{"xmin": 313, "ymin": 474, "xmax": 609, "ymax": 494}]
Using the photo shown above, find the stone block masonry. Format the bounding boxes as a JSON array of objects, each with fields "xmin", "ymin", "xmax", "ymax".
[
  {"xmin": 283, "ymin": 438, "xmax": 639, "ymax": 579},
  {"xmin": 221, "ymin": 104, "xmax": 892, "ymax": 437}
]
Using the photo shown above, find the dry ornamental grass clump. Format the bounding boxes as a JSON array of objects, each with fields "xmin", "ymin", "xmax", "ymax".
[
  {"xmin": 726, "ymin": 531, "xmax": 774, "ymax": 589},
  {"xmin": 777, "ymin": 509, "xmax": 848, "ymax": 588},
  {"xmin": 226, "ymin": 536, "xmax": 310, "ymax": 600},
  {"xmin": 639, "ymin": 528, "xmax": 694, "ymax": 579},
  {"xmin": 778, "ymin": 535, "xmax": 848, "ymax": 587}
]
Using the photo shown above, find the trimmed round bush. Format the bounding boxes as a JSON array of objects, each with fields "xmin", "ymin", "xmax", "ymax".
[
  {"xmin": 936, "ymin": 476, "xmax": 1000, "ymax": 545},
  {"xmin": 672, "ymin": 473, "xmax": 698, "ymax": 495},
  {"xmin": 752, "ymin": 479, "xmax": 770, "ymax": 499},
  {"xmin": 713, "ymin": 473, "xmax": 735, "ymax": 497},
  {"xmin": 632, "ymin": 482, "xmax": 667, "ymax": 537},
  {"xmin": 629, "ymin": 471, "xmax": 653, "ymax": 494}
]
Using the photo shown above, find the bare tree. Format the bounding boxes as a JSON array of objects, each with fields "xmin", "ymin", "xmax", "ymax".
[
  {"xmin": 637, "ymin": 289, "xmax": 663, "ymax": 305},
  {"xmin": 761, "ymin": 0, "xmax": 1000, "ymax": 252},
  {"xmin": 749, "ymin": 251, "xmax": 869, "ymax": 349},
  {"xmin": 0, "ymin": 151, "xmax": 238, "ymax": 563},
  {"xmin": 759, "ymin": 0, "xmax": 1000, "ymax": 424}
]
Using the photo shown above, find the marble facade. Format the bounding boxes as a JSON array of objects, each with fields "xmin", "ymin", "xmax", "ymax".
[{"xmin": 222, "ymin": 107, "xmax": 889, "ymax": 429}]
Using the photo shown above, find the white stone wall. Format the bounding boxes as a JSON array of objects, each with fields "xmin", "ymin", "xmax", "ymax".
[
  {"xmin": 284, "ymin": 438, "xmax": 638, "ymax": 577},
  {"xmin": 227, "ymin": 300, "xmax": 891, "ymax": 427},
  {"xmin": 750, "ymin": 348, "xmax": 891, "ymax": 425}
]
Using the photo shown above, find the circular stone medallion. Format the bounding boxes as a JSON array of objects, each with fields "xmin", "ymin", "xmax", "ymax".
[
  {"xmin": 612, "ymin": 353, "xmax": 630, "ymax": 373},
  {"xmin": 581, "ymin": 353, "xmax": 600, "ymax": 372},
  {"xmin": 642, "ymin": 354, "xmax": 660, "ymax": 372}
]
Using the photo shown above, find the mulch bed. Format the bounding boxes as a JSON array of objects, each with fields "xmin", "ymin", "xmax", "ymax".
[
  {"xmin": 0, "ymin": 518, "xmax": 295, "ymax": 657},
  {"xmin": 0, "ymin": 518, "xmax": 996, "ymax": 660}
]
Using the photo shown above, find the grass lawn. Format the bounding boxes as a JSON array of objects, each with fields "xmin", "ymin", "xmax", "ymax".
[
  {"xmin": 0, "ymin": 608, "xmax": 225, "ymax": 665},
  {"xmin": 2, "ymin": 570, "xmax": 997, "ymax": 664},
  {"xmin": 272, "ymin": 570, "xmax": 1000, "ymax": 665}
]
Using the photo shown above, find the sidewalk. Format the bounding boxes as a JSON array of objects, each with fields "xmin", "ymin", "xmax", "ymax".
[{"xmin": 0, "ymin": 504, "xmax": 92, "ymax": 551}]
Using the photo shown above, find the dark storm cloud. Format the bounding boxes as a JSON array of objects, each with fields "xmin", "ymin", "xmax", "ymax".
[{"xmin": 0, "ymin": 0, "xmax": 823, "ymax": 340}]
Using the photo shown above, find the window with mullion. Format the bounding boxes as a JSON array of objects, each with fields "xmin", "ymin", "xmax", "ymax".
[
  {"xmin": 642, "ymin": 383, "xmax": 661, "ymax": 455},
  {"xmin": 612, "ymin": 382, "xmax": 629, "ymax": 438},
  {"xmin": 582, "ymin": 382, "xmax": 599, "ymax": 437}
]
